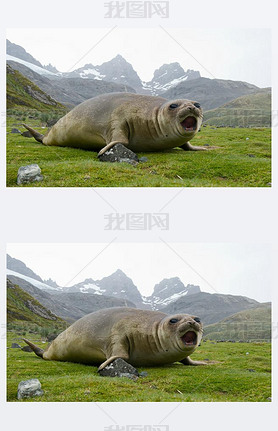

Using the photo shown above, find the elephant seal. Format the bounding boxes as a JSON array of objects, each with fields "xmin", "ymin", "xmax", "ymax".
[
  {"xmin": 23, "ymin": 92, "xmax": 208, "ymax": 156},
  {"xmin": 23, "ymin": 307, "xmax": 207, "ymax": 370}
]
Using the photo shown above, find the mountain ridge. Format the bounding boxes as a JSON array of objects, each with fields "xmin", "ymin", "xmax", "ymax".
[{"xmin": 6, "ymin": 254, "xmax": 270, "ymax": 327}]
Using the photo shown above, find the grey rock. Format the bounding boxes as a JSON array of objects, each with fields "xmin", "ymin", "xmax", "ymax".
[
  {"xmin": 17, "ymin": 164, "xmax": 43, "ymax": 185},
  {"xmin": 11, "ymin": 343, "xmax": 21, "ymax": 348},
  {"xmin": 98, "ymin": 144, "xmax": 139, "ymax": 165},
  {"xmin": 11, "ymin": 128, "xmax": 21, "ymax": 133},
  {"xmin": 46, "ymin": 333, "xmax": 58, "ymax": 342},
  {"xmin": 21, "ymin": 345, "xmax": 33, "ymax": 352},
  {"xmin": 118, "ymin": 373, "xmax": 138, "ymax": 381},
  {"xmin": 139, "ymin": 157, "xmax": 148, "ymax": 163},
  {"xmin": 21, "ymin": 130, "xmax": 33, "ymax": 138},
  {"xmin": 139, "ymin": 371, "xmax": 148, "ymax": 377},
  {"xmin": 17, "ymin": 379, "xmax": 44, "ymax": 399},
  {"xmin": 98, "ymin": 358, "xmax": 139, "ymax": 378}
]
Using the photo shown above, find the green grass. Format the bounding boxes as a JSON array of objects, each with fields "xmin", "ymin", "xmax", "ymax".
[
  {"xmin": 7, "ymin": 332, "xmax": 271, "ymax": 402},
  {"xmin": 6, "ymin": 117, "xmax": 271, "ymax": 187}
]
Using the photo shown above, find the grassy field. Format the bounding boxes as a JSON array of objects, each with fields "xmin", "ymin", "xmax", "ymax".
[
  {"xmin": 7, "ymin": 331, "xmax": 271, "ymax": 402},
  {"xmin": 6, "ymin": 117, "xmax": 271, "ymax": 187}
]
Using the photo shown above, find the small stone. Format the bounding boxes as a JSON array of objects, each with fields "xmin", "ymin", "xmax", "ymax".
[
  {"xmin": 139, "ymin": 157, "xmax": 148, "ymax": 163},
  {"xmin": 139, "ymin": 371, "xmax": 148, "ymax": 377},
  {"xmin": 21, "ymin": 130, "xmax": 33, "ymax": 138},
  {"xmin": 11, "ymin": 128, "xmax": 21, "ymax": 133},
  {"xmin": 46, "ymin": 333, "xmax": 58, "ymax": 342},
  {"xmin": 98, "ymin": 358, "xmax": 139, "ymax": 378},
  {"xmin": 17, "ymin": 164, "xmax": 43, "ymax": 185},
  {"xmin": 248, "ymin": 369, "xmax": 255, "ymax": 372},
  {"xmin": 98, "ymin": 143, "xmax": 139, "ymax": 165},
  {"xmin": 119, "ymin": 373, "xmax": 138, "ymax": 381},
  {"xmin": 11, "ymin": 343, "xmax": 21, "ymax": 348},
  {"xmin": 17, "ymin": 379, "xmax": 44, "ymax": 399},
  {"xmin": 21, "ymin": 345, "xmax": 33, "ymax": 352}
]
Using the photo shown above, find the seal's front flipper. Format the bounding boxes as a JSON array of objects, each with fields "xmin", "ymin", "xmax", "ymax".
[
  {"xmin": 22, "ymin": 124, "xmax": 44, "ymax": 144},
  {"xmin": 180, "ymin": 356, "xmax": 208, "ymax": 366},
  {"xmin": 98, "ymin": 354, "xmax": 130, "ymax": 371},
  {"xmin": 180, "ymin": 142, "xmax": 209, "ymax": 151},
  {"xmin": 98, "ymin": 140, "xmax": 130, "ymax": 157},
  {"xmin": 22, "ymin": 338, "xmax": 45, "ymax": 358}
]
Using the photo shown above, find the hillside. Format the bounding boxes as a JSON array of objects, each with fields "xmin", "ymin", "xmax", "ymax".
[
  {"xmin": 203, "ymin": 89, "xmax": 271, "ymax": 127},
  {"xmin": 6, "ymin": 64, "xmax": 67, "ymax": 112},
  {"xmin": 163, "ymin": 77, "xmax": 259, "ymax": 111},
  {"xmin": 7, "ymin": 279, "xmax": 66, "ymax": 328},
  {"xmin": 162, "ymin": 292, "xmax": 260, "ymax": 325},
  {"xmin": 204, "ymin": 304, "xmax": 271, "ymax": 341}
]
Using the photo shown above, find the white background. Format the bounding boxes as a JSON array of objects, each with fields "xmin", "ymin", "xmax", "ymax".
[{"xmin": 1, "ymin": 0, "xmax": 277, "ymax": 429}]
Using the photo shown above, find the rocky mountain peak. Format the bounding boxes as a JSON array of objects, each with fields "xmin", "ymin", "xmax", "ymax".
[
  {"xmin": 147, "ymin": 277, "xmax": 201, "ymax": 309},
  {"xmin": 152, "ymin": 62, "xmax": 186, "ymax": 85},
  {"xmin": 144, "ymin": 62, "xmax": 201, "ymax": 95},
  {"xmin": 7, "ymin": 40, "xmax": 43, "ymax": 68},
  {"xmin": 44, "ymin": 63, "xmax": 59, "ymax": 73},
  {"xmin": 97, "ymin": 270, "xmax": 142, "ymax": 305},
  {"xmin": 7, "ymin": 254, "xmax": 44, "ymax": 283},
  {"xmin": 43, "ymin": 278, "xmax": 59, "ymax": 288},
  {"xmin": 97, "ymin": 55, "xmax": 142, "ymax": 90}
]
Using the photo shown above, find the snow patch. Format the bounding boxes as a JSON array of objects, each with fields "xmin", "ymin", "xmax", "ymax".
[
  {"xmin": 80, "ymin": 68, "xmax": 105, "ymax": 80},
  {"xmin": 7, "ymin": 54, "xmax": 59, "ymax": 76},
  {"xmin": 6, "ymin": 269, "xmax": 62, "ymax": 291}
]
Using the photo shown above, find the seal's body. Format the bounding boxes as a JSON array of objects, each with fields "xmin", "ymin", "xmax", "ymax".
[
  {"xmin": 23, "ymin": 92, "xmax": 207, "ymax": 156},
  {"xmin": 23, "ymin": 307, "xmax": 207, "ymax": 370}
]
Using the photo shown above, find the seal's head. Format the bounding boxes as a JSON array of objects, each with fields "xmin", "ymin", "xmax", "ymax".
[
  {"xmin": 159, "ymin": 99, "xmax": 203, "ymax": 140},
  {"xmin": 159, "ymin": 313, "xmax": 203, "ymax": 354}
]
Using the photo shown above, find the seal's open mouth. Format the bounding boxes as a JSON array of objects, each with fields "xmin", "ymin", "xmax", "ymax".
[
  {"xmin": 181, "ymin": 116, "xmax": 197, "ymax": 131},
  {"xmin": 181, "ymin": 331, "xmax": 197, "ymax": 346}
]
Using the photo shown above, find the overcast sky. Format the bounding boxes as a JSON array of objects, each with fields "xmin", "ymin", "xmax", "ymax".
[
  {"xmin": 6, "ymin": 28, "xmax": 271, "ymax": 87},
  {"xmin": 6, "ymin": 243, "xmax": 272, "ymax": 302}
]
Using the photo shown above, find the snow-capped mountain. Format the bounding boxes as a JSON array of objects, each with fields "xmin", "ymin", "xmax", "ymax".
[
  {"xmin": 7, "ymin": 40, "xmax": 201, "ymax": 96},
  {"xmin": 66, "ymin": 269, "xmax": 143, "ymax": 307},
  {"xmin": 143, "ymin": 63, "xmax": 201, "ymax": 95},
  {"xmin": 6, "ymin": 254, "xmax": 200, "ymax": 311},
  {"xmin": 143, "ymin": 277, "xmax": 200, "ymax": 309},
  {"xmin": 6, "ymin": 255, "xmax": 268, "ymax": 326},
  {"xmin": 66, "ymin": 57, "xmax": 201, "ymax": 96},
  {"xmin": 67, "ymin": 55, "xmax": 143, "ymax": 92}
]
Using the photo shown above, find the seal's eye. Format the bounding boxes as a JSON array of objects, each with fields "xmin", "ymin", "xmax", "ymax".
[
  {"xmin": 169, "ymin": 103, "xmax": 179, "ymax": 109},
  {"xmin": 194, "ymin": 317, "xmax": 201, "ymax": 323},
  {"xmin": 169, "ymin": 318, "xmax": 179, "ymax": 324},
  {"xmin": 193, "ymin": 102, "xmax": 201, "ymax": 109}
]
